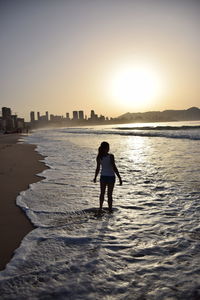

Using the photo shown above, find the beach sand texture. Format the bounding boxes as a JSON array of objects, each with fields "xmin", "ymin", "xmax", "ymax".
[{"xmin": 0, "ymin": 134, "xmax": 48, "ymax": 270}]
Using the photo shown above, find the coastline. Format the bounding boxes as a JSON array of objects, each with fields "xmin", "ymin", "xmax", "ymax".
[{"xmin": 0, "ymin": 134, "xmax": 48, "ymax": 271}]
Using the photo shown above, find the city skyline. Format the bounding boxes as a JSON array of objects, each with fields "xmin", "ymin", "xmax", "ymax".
[
  {"xmin": 1, "ymin": 105, "xmax": 199, "ymax": 133},
  {"xmin": 1, "ymin": 1, "xmax": 199, "ymax": 120},
  {"xmin": 29, "ymin": 108, "xmax": 108, "ymax": 123}
]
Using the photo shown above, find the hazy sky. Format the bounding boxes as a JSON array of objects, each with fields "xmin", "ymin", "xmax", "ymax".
[{"xmin": 1, "ymin": 0, "xmax": 199, "ymax": 121}]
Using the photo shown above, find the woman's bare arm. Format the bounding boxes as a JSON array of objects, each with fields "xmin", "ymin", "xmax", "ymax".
[
  {"xmin": 93, "ymin": 157, "xmax": 100, "ymax": 183},
  {"xmin": 110, "ymin": 154, "xmax": 122, "ymax": 185}
]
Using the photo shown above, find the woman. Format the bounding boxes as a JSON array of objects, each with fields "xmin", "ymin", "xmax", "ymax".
[{"xmin": 93, "ymin": 141, "xmax": 122, "ymax": 213}]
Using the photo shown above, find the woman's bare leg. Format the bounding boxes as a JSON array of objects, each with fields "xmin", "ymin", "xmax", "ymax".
[
  {"xmin": 107, "ymin": 182, "xmax": 115, "ymax": 212},
  {"xmin": 99, "ymin": 182, "xmax": 107, "ymax": 212}
]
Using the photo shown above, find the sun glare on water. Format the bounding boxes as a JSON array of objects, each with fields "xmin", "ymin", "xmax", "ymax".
[{"xmin": 108, "ymin": 63, "xmax": 164, "ymax": 110}]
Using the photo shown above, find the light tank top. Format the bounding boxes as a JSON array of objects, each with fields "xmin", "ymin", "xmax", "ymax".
[{"xmin": 100, "ymin": 154, "xmax": 115, "ymax": 176}]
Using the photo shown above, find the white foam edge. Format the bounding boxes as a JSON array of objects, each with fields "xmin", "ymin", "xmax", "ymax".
[
  {"xmin": 16, "ymin": 189, "xmax": 43, "ymax": 228},
  {"xmin": 0, "ymin": 229, "xmax": 40, "ymax": 279}
]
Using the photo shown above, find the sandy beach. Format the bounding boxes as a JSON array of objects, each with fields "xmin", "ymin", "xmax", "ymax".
[{"xmin": 0, "ymin": 134, "xmax": 48, "ymax": 270}]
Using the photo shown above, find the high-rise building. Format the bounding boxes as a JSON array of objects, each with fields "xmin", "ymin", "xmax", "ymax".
[
  {"xmin": 2, "ymin": 107, "xmax": 11, "ymax": 119},
  {"xmin": 30, "ymin": 111, "xmax": 35, "ymax": 123},
  {"xmin": 66, "ymin": 113, "xmax": 70, "ymax": 119},
  {"xmin": 90, "ymin": 110, "xmax": 95, "ymax": 119},
  {"xmin": 12, "ymin": 114, "xmax": 18, "ymax": 128},
  {"xmin": 46, "ymin": 111, "xmax": 49, "ymax": 121},
  {"xmin": 73, "ymin": 111, "xmax": 78, "ymax": 120},
  {"xmin": 37, "ymin": 112, "xmax": 40, "ymax": 121},
  {"xmin": 78, "ymin": 111, "xmax": 84, "ymax": 120},
  {"xmin": 2, "ymin": 107, "xmax": 14, "ymax": 130},
  {"xmin": 90, "ymin": 110, "xmax": 98, "ymax": 120}
]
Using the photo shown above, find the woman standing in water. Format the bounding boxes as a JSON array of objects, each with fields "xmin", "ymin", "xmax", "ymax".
[{"xmin": 93, "ymin": 141, "xmax": 122, "ymax": 213}]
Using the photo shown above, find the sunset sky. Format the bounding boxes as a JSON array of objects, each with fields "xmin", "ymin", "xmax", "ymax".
[{"xmin": 1, "ymin": 0, "xmax": 199, "ymax": 121}]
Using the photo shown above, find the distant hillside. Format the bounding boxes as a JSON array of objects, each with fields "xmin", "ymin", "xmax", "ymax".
[{"xmin": 117, "ymin": 107, "xmax": 200, "ymax": 122}]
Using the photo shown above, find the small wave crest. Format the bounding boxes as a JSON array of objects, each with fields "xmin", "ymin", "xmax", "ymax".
[
  {"xmin": 116, "ymin": 125, "xmax": 200, "ymax": 131},
  {"xmin": 60, "ymin": 126, "xmax": 200, "ymax": 140}
]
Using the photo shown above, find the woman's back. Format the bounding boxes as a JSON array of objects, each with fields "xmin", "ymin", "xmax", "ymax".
[{"xmin": 100, "ymin": 154, "xmax": 115, "ymax": 176}]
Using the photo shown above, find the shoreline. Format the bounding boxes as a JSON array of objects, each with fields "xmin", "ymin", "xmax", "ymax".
[{"xmin": 0, "ymin": 134, "xmax": 48, "ymax": 271}]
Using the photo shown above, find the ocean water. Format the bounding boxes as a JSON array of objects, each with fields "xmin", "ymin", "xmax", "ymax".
[{"xmin": 0, "ymin": 121, "xmax": 200, "ymax": 300}]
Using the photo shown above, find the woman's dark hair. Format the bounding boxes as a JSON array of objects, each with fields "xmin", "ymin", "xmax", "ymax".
[{"xmin": 97, "ymin": 141, "xmax": 109, "ymax": 159}]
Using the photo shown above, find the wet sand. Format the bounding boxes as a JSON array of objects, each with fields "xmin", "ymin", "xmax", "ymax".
[{"xmin": 0, "ymin": 134, "xmax": 48, "ymax": 270}]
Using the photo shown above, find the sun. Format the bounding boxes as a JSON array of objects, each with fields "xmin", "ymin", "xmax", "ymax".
[{"xmin": 108, "ymin": 63, "xmax": 164, "ymax": 110}]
